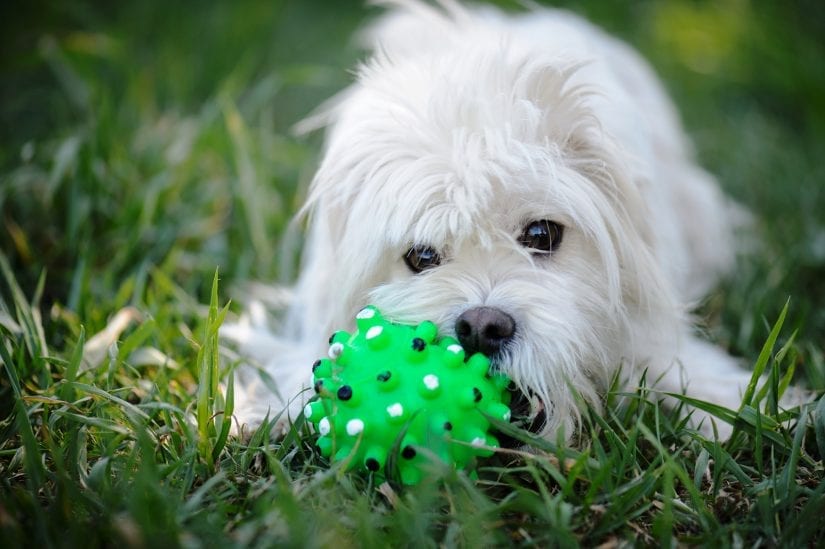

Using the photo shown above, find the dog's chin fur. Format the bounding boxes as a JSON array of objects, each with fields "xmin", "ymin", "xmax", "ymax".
[{"xmin": 222, "ymin": 1, "xmax": 794, "ymax": 442}]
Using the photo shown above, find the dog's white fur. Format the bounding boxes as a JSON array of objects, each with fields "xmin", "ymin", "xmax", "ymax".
[{"xmin": 224, "ymin": 1, "xmax": 760, "ymax": 441}]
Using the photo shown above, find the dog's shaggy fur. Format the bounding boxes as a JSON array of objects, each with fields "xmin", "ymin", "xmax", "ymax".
[{"xmin": 224, "ymin": 1, "xmax": 766, "ymax": 441}]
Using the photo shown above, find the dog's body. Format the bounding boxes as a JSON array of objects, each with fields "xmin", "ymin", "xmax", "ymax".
[{"xmin": 225, "ymin": 1, "xmax": 759, "ymax": 440}]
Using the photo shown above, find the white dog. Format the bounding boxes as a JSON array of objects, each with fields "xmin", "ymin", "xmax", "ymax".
[{"xmin": 224, "ymin": 0, "xmax": 764, "ymax": 441}]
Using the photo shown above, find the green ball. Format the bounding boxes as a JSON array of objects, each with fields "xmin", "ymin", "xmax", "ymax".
[{"xmin": 304, "ymin": 305, "xmax": 511, "ymax": 485}]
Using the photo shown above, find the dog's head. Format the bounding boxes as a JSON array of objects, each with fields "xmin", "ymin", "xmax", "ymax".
[{"xmin": 296, "ymin": 9, "xmax": 676, "ymax": 439}]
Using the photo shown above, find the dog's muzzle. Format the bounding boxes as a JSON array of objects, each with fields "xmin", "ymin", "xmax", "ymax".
[{"xmin": 454, "ymin": 306, "xmax": 547, "ymax": 445}]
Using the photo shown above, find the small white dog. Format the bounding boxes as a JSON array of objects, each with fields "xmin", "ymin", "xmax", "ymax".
[{"xmin": 224, "ymin": 0, "xmax": 763, "ymax": 441}]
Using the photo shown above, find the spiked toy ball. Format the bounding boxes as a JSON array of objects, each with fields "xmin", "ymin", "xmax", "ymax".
[{"xmin": 303, "ymin": 305, "xmax": 511, "ymax": 485}]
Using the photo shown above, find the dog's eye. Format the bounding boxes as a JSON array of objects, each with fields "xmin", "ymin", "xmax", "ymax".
[
  {"xmin": 518, "ymin": 220, "xmax": 564, "ymax": 253},
  {"xmin": 404, "ymin": 245, "xmax": 441, "ymax": 273}
]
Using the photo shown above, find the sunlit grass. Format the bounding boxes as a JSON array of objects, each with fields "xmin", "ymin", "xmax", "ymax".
[{"xmin": 1, "ymin": 0, "xmax": 824, "ymax": 546}]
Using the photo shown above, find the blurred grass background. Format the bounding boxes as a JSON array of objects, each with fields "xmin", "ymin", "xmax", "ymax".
[{"xmin": 1, "ymin": 0, "xmax": 824, "ymax": 546}]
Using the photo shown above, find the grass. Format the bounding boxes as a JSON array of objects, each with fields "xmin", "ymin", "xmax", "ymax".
[{"xmin": 1, "ymin": 0, "xmax": 824, "ymax": 546}]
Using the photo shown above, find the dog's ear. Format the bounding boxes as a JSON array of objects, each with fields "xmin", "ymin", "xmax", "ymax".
[
  {"xmin": 524, "ymin": 61, "xmax": 652, "ymax": 230},
  {"xmin": 523, "ymin": 60, "xmax": 677, "ymax": 316},
  {"xmin": 292, "ymin": 155, "xmax": 399, "ymax": 338},
  {"xmin": 568, "ymin": 126, "xmax": 673, "ymax": 314}
]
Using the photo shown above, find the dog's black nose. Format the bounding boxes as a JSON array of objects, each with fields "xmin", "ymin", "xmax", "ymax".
[{"xmin": 455, "ymin": 306, "xmax": 516, "ymax": 357}]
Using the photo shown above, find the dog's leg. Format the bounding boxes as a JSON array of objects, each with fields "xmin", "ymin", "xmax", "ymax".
[
  {"xmin": 222, "ymin": 301, "xmax": 316, "ymax": 438},
  {"xmin": 646, "ymin": 335, "xmax": 806, "ymax": 439},
  {"xmin": 638, "ymin": 338, "xmax": 746, "ymax": 439}
]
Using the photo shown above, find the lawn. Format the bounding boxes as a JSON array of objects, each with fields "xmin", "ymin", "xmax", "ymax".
[{"xmin": 2, "ymin": 0, "xmax": 824, "ymax": 546}]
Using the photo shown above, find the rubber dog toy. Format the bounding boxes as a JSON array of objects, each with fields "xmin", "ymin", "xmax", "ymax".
[{"xmin": 304, "ymin": 305, "xmax": 511, "ymax": 485}]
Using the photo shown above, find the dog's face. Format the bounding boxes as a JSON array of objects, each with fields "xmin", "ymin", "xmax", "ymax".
[
  {"xmin": 366, "ymin": 178, "xmax": 620, "ymax": 437},
  {"xmin": 302, "ymin": 48, "xmax": 672, "ymax": 438}
]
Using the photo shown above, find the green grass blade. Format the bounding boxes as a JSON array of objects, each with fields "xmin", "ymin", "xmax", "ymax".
[
  {"xmin": 0, "ymin": 331, "xmax": 23, "ymax": 398},
  {"xmin": 15, "ymin": 404, "xmax": 46, "ymax": 489},
  {"xmin": 59, "ymin": 327, "xmax": 85, "ymax": 403},
  {"xmin": 221, "ymin": 95, "xmax": 275, "ymax": 274},
  {"xmin": 815, "ymin": 395, "xmax": 825, "ymax": 460},
  {"xmin": 196, "ymin": 268, "xmax": 229, "ymax": 469},
  {"xmin": 181, "ymin": 471, "xmax": 226, "ymax": 516},
  {"xmin": 779, "ymin": 407, "xmax": 807, "ymax": 500},
  {"xmin": 753, "ymin": 328, "xmax": 797, "ymax": 410},
  {"xmin": 211, "ymin": 368, "xmax": 234, "ymax": 463},
  {"xmin": 692, "ymin": 448, "xmax": 710, "ymax": 490},
  {"xmin": 741, "ymin": 299, "xmax": 789, "ymax": 408},
  {"xmin": 52, "ymin": 411, "xmax": 133, "ymax": 435},
  {"xmin": 67, "ymin": 381, "xmax": 150, "ymax": 422},
  {"xmin": 117, "ymin": 318, "xmax": 157, "ymax": 362},
  {"xmin": 0, "ymin": 252, "xmax": 47, "ymax": 374},
  {"xmin": 662, "ymin": 392, "xmax": 738, "ymax": 427},
  {"xmin": 778, "ymin": 477, "xmax": 825, "ymax": 546}
]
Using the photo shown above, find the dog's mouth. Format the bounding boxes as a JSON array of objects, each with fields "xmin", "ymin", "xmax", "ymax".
[
  {"xmin": 484, "ymin": 353, "xmax": 547, "ymax": 446},
  {"xmin": 497, "ymin": 385, "xmax": 547, "ymax": 448},
  {"xmin": 508, "ymin": 387, "xmax": 546, "ymax": 431}
]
